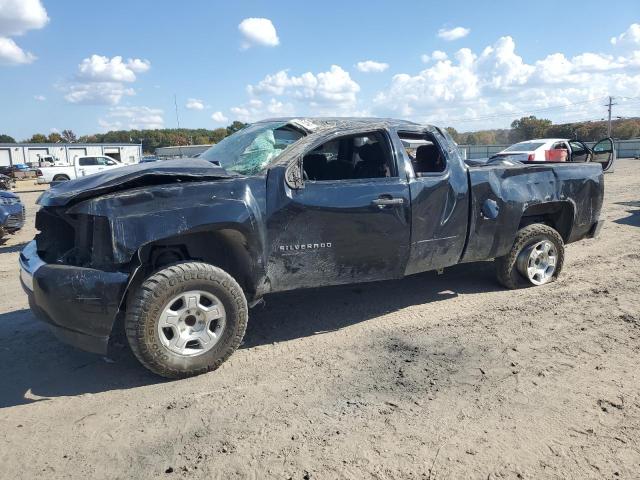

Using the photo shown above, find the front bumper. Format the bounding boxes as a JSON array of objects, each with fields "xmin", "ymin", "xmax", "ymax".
[
  {"xmin": 0, "ymin": 204, "xmax": 25, "ymax": 232},
  {"xmin": 19, "ymin": 240, "xmax": 129, "ymax": 355}
]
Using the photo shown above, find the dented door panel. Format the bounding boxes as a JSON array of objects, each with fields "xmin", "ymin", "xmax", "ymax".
[{"xmin": 265, "ymin": 166, "xmax": 411, "ymax": 291}]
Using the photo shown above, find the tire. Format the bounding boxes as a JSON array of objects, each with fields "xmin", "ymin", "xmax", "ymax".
[
  {"xmin": 495, "ymin": 223, "xmax": 564, "ymax": 289},
  {"xmin": 52, "ymin": 174, "xmax": 70, "ymax": 182},
  {"xmin": 125, "ymin": 262, "xmax": 248, "ymax": 378}
]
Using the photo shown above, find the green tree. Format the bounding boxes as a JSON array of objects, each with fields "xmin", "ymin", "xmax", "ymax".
[
  {"xmin": 28, "ymin": 133, "xmax": 48, "ymax": 143},
  {"xmin": 61, "ymin": 129, "xmax": 77, "ymax": 143},
  {"xmin": 226, "ymin": 121, "xmax": 246, "ymax": 135},
  {"xmin": 445, "ymin": 127, "xmax": 459, "ymax": 143},
  {"xmin": 0, "ymin": 134, "xmax": 15, "ymax": 142},
  {"xmin": 510, "ymin": 116, "xmax": 552, "ymax": 141},
  {"xmin": 48, "ymin": 132, "xmax": 63, "ymax": 143}
]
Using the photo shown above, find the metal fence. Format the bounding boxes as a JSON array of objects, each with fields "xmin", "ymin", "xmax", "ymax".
[{"xmin": 458, "ymin": 139, "xmax": 640, "ymax": 160}]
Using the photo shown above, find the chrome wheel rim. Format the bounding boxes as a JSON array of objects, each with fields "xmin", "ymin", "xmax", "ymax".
[
  {"xmin": 517, "ymin": 240, "xmax": 557, "ymax": 285},
  {"xmin": 157, "ymin": 290, "xmax": 226, "ymax": 357}
]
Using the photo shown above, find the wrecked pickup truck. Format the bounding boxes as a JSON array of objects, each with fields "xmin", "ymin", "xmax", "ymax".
[{"xmin": 19, "ymin": 118, "xmax": 605, "ymax": 378}]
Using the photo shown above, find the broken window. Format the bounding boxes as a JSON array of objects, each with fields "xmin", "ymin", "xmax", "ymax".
[
  {"xmin": 303, "ymin": 131, "xmax": 395, "ymax": 181},
  {"xmin": 398, "ymin": 132, "xmax": 447, "ymax": 175},
  {"xmin": 200, "ymin": 122, "xmax": 305, "ymax": 175}
]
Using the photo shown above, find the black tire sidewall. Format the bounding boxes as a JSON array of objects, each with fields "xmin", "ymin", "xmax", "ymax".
[
  {"xmin": 497, "ymin": 224, "xmax": 565, "ymax": 289},
  {"xmin": 127, "ymin": 263, "xmax": 247, "ymax": 377}
]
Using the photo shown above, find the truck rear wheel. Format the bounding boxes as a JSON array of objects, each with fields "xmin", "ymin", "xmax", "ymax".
[
  {"xmin": 495, "ymin": 223, "xmax": 564, "ymax": 289},
  {"xmin": 125, "ymin": 262, "xmax": 248, "ymax": 378},
  {"xmin": 52, "ymin": 174, "xmax": 70, "ymax": 182}
]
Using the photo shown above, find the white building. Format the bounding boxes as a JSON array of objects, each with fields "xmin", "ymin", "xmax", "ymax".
[
  {"xmin": 0, "ymin": 143, "xmax": 143, "ymax": 167},
  {"xmin": 155, "ymin": 144, "xmax": 212, "ymax": 158}
]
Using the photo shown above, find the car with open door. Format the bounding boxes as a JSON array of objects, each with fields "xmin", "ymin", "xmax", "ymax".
[
  {"xmin": 494, "ymin": 137, "xmax": 615, "ymax": 172},
  {"xmin": 19, "ymin": 117, "xmax": 605, "ymax": 378}
]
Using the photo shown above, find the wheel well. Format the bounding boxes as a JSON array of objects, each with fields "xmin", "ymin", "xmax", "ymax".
[
  {"xmin": 519, "ymin": 201, "xmax": 574, "ymax": 242},
  {"xmin": 139, "ymin": 229, "xmax": 255, "ymax": 292},
  {"xmin": 53, "ymin": 174, "xmax": 70, "ymax": 181}
]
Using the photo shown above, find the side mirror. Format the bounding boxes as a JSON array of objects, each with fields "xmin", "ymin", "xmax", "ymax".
[{"xmin": 285, "ymin": 156, "xmax": 305, "ymax": 189}]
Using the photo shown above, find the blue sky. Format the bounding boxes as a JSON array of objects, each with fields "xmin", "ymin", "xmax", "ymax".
[{"xmin": 0, "ymin": 0, "xmax": 639, "ymax": 140}]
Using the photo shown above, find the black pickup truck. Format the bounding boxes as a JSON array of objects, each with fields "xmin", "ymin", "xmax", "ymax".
[{"xmin": 20, "ymin": 118, "xmax": 606, "ymax": 378}]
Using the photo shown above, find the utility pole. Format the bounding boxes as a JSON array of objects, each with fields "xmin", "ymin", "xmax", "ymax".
[{"xmin": 605, "ymin": 96, "xmax": 617, "ymax": 137}]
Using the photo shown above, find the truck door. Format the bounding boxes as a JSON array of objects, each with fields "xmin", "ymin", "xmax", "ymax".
[
  {"xmin": 398, "ymin": 128, "xmax": 469, "ymax": 274},
  {"xmin": 591, "ymin": 137, "xmax": 615, "ymax": 172},
  {"xmin": 266, "ymin": 129, "xmax": 411, "ymax": 291},
  {"xmin": 569, "ymin": 140, "xmax": 591, "ymax": 163},
  {"xmin": 76, "ymin": 157, "xmax": 100, "ymax": 176}
]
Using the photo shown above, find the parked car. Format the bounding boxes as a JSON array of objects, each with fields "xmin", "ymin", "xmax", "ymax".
[
  {"xmin": 35, "ymin": 155, "xmax": 124, "ymax": 184},
  {"xmin": 0, "ymin": 174, "xmax": 14, "ymax": 190},
  {"xmin": 20, "ymin": 117, "xmax": 604, "ymax": 378},
  {"xmin": 0, "ymin": 190, "xmax": 25, "ymax": 241},
  {"xmin": 493, "ymin": 137, "xmax": 615, "ymax": 171}
]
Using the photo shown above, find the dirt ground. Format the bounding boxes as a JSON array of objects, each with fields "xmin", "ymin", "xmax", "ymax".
[{"xmin": 0, "ymin": 160, "xmax": 639, "ymax": 480}]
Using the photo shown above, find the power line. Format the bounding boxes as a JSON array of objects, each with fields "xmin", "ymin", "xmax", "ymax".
[{"xmin": 445, "ymin": 97, "xmax": 608, "ymax": 124}]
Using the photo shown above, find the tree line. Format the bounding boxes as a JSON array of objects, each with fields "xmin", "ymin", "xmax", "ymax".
[
  {"xmin": 0, "ymin": 121, "xmax": 247, "ymax": 153},
  {"xmin": 2, "ymin": 117, "xmax": 639, "ymax": 151},
  {"xmin": 446, "ymin": 116, "xmax": 640, "ymax": 145}
]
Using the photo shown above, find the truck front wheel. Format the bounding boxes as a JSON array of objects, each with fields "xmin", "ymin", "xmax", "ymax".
[
  {"xmin": 125, "ymin": 262, "xmax": 248, "ymax": 378},
  {"xmin": 495, "ymin": 223, "xmax": 565, "ymax": 289}
]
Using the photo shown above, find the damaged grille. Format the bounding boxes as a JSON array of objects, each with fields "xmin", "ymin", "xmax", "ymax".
[{"xmin": 35, "ymin": 207, "xmax": 113, "ymax": 268}]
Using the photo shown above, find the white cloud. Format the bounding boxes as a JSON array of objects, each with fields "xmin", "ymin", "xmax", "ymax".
[
  {"xmin": 64, "ymin": 82, "xmax": 135, "ymax": 105},
  {"xmin": 437, "ymin": 26, "xmax": 470, "ymax": 41},
  {"xmin": 0, "ymin": 36, "xmax": 35, "ymax": 64},
  {"xmin": 422, "ymin": 50, "xmax": 448, "ymax": 63},
  {"xmin": 64, "ymin": 54, "xmax": 150, "ymax": 105},
  {"xmin": 611, "ymin": 23, "xmax": 640, "ymax": 47},
  {"xmin": 230, "ymin": 98, "xmax": 294, "ymax": 123},
  {"xmin": 248, "ymin": 65, "xmax": 360, "ymax": 106},
  {"xmin": 0, "ymin": 0, "xmax": 48, "ymax": 36},
  {"xmin": 211, "ymin": 111, "xmax": 228, "ymax": 123},
  {"xmin": 0, "ymin": 0, "xmax": 48, "ymax": 65},
  {"xmin": 186, "ymin": 98, "xmax": 205, "ymax": 110},
  {"xmin": 373, "ymin": 26, "xmax": 640, "ymax": 129},
  {"xmin": 238, "ymin": 18, "xmax": 279, "ymax": 49},
  {"xmin": 99, "ymin": 106, "xmax": 164, "ymax": 130},
  {"xmin": 77, "ymin": 55, "xmax": 150, "ymax": 82},
  {"xmin": 33, "ymin": 94, "xmax": 45, "ymax": 101},
  {"xmin": 478, "ymin": 36, "xmax": 533, "ymax": 89},
  {"xmin": 356, "ymin": 60, "xmax": 389, "ymax": 73}
]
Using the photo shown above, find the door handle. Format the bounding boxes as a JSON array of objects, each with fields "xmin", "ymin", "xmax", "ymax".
[{"xmin": 371, "ymin": 197, "xmax": 404, "ymax": 208}]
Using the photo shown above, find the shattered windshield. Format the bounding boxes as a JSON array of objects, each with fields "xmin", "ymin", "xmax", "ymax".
[{"xmin": 200, "ymin": 122, "xmax": 306, "ymax": 175}]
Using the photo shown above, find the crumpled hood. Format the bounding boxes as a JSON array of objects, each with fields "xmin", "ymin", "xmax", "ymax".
[{"xmin": 38, "ymin": 158, "xmax": 233, "ymax": 207}]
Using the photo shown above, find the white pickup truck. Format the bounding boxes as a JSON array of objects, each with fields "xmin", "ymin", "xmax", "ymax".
[{"xmin": 36, "ymin": 155, "xmax": 124, "ymax": 184}]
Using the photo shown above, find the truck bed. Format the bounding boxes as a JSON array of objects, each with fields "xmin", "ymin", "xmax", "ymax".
[{"xmin": 461, "ymin": 161, "xmax": 604, "ymax": 263}]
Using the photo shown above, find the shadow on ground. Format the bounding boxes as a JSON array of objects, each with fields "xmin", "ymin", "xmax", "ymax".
[
  {"xmin": 614, "ymin": 201, "xmax": 640, "ymax": 228},
  {"xmin": 0, "ymin": 261, "xmax": 499, "ymax": 409},
  {"xmin": 0, "ymin": 242, "xmax": 28, "ymax": 254}
]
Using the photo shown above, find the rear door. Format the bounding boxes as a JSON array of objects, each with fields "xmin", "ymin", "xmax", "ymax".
[
  {"xmin": 397, "ymin": 127, "xmax": 469, "ymax": 274},
  {"xmin": 591, "ymin": 137, "xmax": 615, "ymax": 172}
]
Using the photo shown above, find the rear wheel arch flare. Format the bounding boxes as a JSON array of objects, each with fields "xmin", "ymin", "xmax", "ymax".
[{"xmin": 519, "ymin": 200, "xmax": 575, "ymax": 242}]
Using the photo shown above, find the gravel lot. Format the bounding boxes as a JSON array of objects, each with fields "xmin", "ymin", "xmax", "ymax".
[{"xmin": 1, "ymin": 160, "xmax": 639, "ymax": 479}]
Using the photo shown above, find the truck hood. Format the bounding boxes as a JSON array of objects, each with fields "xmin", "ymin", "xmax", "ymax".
[{"xmin": 37, "ymin": 158, "xmax": 234, "ymax": 207}]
